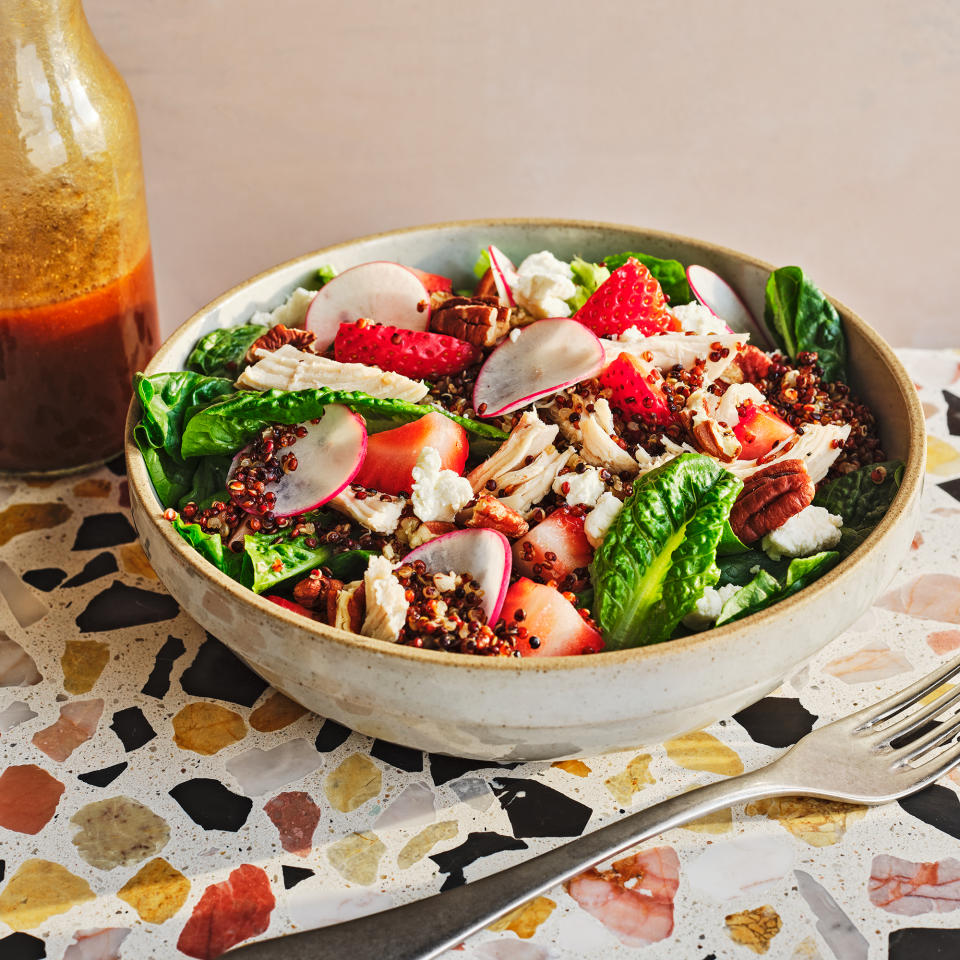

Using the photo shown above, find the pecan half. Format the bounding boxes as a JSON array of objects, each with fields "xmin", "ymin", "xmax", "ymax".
[
  {"xmin": 430, "ymin": 295, "xmax": 510, "ymax": 347},
  {"xmin": 691, "ymin": 419, "xmax": 742, "ymax": 463},
  {"xmin": 729, "ymin": 459, "xmax": 814, "ymax": 543},
  {"xmin": 292, "ymin": 570, "xmax": 343, "ymax": 625},
  {"xmin": 734, "ymin": 345, "xmax": 773, "ymax": 384},
  {"xmin": 475, "ymin": 268, "xmax": 498, "ymax": 299},
  {"xmin": 462, "ymin": 495, "xmax": 530, "ymax": 538},
  {"xmin": 245, "ymin": 324, "xmax": 316, "ymax": 363}
]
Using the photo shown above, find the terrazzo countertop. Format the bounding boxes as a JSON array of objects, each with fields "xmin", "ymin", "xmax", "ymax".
[{"xmin": 1, "ymin": 347, "xmax": 959, "ymax": 960}]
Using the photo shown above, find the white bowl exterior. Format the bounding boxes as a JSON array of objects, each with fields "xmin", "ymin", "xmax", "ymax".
[{"xmin": 129, "ymin": 221, "xmax": 924, "ymax": 761}]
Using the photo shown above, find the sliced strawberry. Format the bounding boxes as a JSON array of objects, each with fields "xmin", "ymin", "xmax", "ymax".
[
  {"xmin": 733, "ymin": 403, "xmax": 795, "ymax": 459},
  {"xmin": 334, "ymin": 322, "xmax": 481, "ymax": 378},
  {"xmin": 574, "ymin": 258, "xmax": 679, "ymax": 338},
  {"xmin": 264, "ymin": 596, "xmax": 318, "ymax": 620},
  {"xmin": 513, "ymin": 507, "xmax": 593, "ymax": 588},
  {"xmin": 599, "ymin": 352, "xmax": 674, "ymax": 425},
  {"xmin": 499, "ymin": 578, "xmax": 604, "ymax": 657},
  {"xmin": 407, "ymin": 266, "xmax": 452, "ymax": 294},
  {"xmin": 354, "ymin": 411, "xmax": 468, "ymax": 495}
]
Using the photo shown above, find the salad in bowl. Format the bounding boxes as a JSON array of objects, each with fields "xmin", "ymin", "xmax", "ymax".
[{"xmin": 133, "ymin": 242, "xmax": 902, "ymax": 660}]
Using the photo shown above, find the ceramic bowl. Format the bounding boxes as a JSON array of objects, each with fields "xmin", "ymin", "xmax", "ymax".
[{"xmin": 125, "ymin": 220, "xmax": 925, "ymax": 761}]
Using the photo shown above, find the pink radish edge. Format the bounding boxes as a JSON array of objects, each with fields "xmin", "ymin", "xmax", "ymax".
[
  {"xmin": 686, "ymin": 264, "xmax": 773, "ymax": 349},
  {"xmin": 227, "ymin": 405, "xmax": 367, "ymax": 519},
  {"xmin": 304, "ymin": 260, "xmax": 430, "ymax": 352},
  {"xmin": 403, "ymin": 528, "xmax": 512, "ymax": 624},
  {"xmin": 472, "ymin": 317, "xmax": 605, "ymax": 417},
  {"xmin": 487, "ymin": 245, "xmax": 518, "ymax": 307}
]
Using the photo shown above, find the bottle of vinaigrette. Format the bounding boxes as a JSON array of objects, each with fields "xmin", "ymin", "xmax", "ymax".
[{"xmin": 0, "ymin": 0, "xmax": 159, "ymax": 474}]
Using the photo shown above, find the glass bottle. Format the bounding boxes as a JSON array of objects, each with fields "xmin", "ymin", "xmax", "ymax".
[{"xmin": 0, "ymin": 0, "xmax": 159, "ymax": 474}]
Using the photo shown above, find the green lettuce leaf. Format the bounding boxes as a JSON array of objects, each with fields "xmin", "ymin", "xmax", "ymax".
[
  {"xmin": 135, "ymin": 441, "xmax": 197, "ymax": 509},
  {"xmin": 327, "ymin": 549, "xmax": 375, "ymax": 580},
  {"xmin": 717, "ymin": 519, "xmax": 749, "ymax": 556},
  {"xmin": 181, "ymin": 388, "xmax": 508, "ymax": 458},
  {"xmin": 764, "ymin": 266, "xmax": 847, "ymax": 383},
  {"xmin": 171, "ymin": 516, "xmax": 244, "ymax": 580},
  {"xmin": 317, "ymin": 264, "xmax": 338, "ymax": 286},
  {"xmin": 567, "ymin": 257, "xmax": 610, "ymax": 312},
  {"xmin": 241, "ymin": 530, "xmax": 334, "ymax": 594},
  {"xmin": 716, "ymin": 551, "xmax": 839, "ymax": 625},
  {"xmin": 603, "ymin": 252, "xmax": 693, "ymax": 305},
  {"xmin": 186, "ymin": 325, "xmax": 267, "ymax": 379},
  {"xmin": 813, "ymin": 460, "xmax": 904, "ymax": 557},
  {"xmin": 591, "ymin": 453, "xmax": 742, "ymax": 648},
  {"xmin": 473, "ymin": 249, "xmax": 492, "ymax": 279},
  {"xmin": 175, "ymin": 454, "xmax": 232, "ymax": 511},
  {"xmin": 716, "ymin": 548, "xmax": 785, "ymax": 587}
]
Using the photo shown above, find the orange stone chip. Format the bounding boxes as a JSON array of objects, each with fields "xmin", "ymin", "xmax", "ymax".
[
  {"xmin": 0, "ymin": 764, "xmax": 65, "ymax": 834},
  {"xmin": 118, "ymin": 856, "xmax": 191, "ymax": 924},
  {"xmin": 250, "ymin": 692, "xmax": 308, "ymax": 732},
  {"xmin": 0, "ymin": 859, "xmax": 94, "ymax": 931}
]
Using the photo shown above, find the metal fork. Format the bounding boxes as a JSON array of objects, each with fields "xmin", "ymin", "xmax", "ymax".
[{"xmin": 229, "ymin": 653, "xmax": 960, "ymax": 960}]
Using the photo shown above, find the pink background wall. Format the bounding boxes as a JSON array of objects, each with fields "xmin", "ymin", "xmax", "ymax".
[{"xmin": 86, "ymin": 0, "xmax": 960, "ymax": 346}]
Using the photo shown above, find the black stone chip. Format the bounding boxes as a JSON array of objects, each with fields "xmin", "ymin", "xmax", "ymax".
[
  {"xmin": 428, "ymin": 754, "xmax": 519, "ymax": 786},
  {"xmin": 142, "ymin": 635, "xmax": 187, "ymax": 699},
  {"xmin": 22, "ymin": 568, "xmax": 66, "ymax": 592},
  {"xmin": 371, "ymin": 739, "xmax": 424, "ymax": 772},
  {"xmin": 733, "ymin": 697, "xmax": 818, "ymax": 748},
  {"xmin": 110, "ymin": 706, "xmax": 157, "ymax": 751},
  {"xmin": 169, "ymin": 778, "xmax": 253, "ymax": 831},
  {"xmin": 78, "ymin": 762, "xmax": 128, "ymax": 788},
  {"xmin": 898, "ymin": 783, "xmax": 960, "ymax": 841},
  {"xmin": 282, "ymin": 865, "xmax": 315, "ymax": 889},
  {"xmin": 179, "ymin": 635, "xmax": 268, "ymax": 707},
  {"xmin": 0, "ymin": 859, "xmax": 3, "ymax": 881},
  {"xmin": 430, "ymin": 831, "xmax": 528, "ymax": 890},
  {"xmin": 71, "ymin": 512, "xmax": 137, "ymax": 549},
  {"xmin": 61, "ymin": 551, "xmax": 118, "ymax": 588},
  {"xmin": 490, "ymin": 777, "xmax": 592, "ymax": 837},
  {"xmin": 889, "ymin": 926, "xmax": 960, "ymax": 958},
  {"xmin": 75, "ymin": 580, "xmax": 178, "ymax": 632},
  {"xmin": 944, "ymin": 390, "xmax": 960, "ymax": 436},
  {"xmin": 940, "ymin": 476, "xmax": 960, "ymax": 504},
  {"xmin": 315, "ymin": 720, "xmax": 352, "ymax": 752},
  {"xmin": 0, "ymin": 932, "xmax": 46, "ymax": 960}
]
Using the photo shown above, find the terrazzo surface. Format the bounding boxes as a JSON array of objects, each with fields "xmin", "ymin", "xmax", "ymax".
[{"xmin": 1, "ymin": 347, "xmax": 959, "ymax": 959}]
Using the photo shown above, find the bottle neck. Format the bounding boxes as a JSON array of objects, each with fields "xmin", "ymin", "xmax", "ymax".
[{"xmin": 0, "ymin": 0, "xmax": 91, "ymax": 46}]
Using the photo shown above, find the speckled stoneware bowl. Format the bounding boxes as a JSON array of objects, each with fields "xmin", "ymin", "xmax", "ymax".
[{"xmin": 125, "ymin": 220, "xmax": 925, "ymax": 761}]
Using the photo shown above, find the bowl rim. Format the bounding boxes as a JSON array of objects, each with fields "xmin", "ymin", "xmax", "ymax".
[{"xmin": 125, "ymin": 216, "xmax": 926, "ymax": 673}]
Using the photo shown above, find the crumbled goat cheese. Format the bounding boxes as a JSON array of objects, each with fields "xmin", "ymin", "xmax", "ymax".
[
  {"xmin": 584, "ymin": 492, "xmax": 624, "ymax": 548},
  {"xmin": 238, "ymin": 344, "xmax": 429, "ymax": 402},
  {"xmin": 331, "ymin": 487, "xmax": 404, "ymax": 534},
  {"xmin": 553, "ymin": 465, "xmax": 605, "ymax": 507},
  {"xmin": 669, "ymin": 302, "xmax": 729, "ymax": 336},
  {"xmin": 513, "ymin": 251, "xmax": 577, "ymax": 319},
  {"xmin": 762, "ymin": 505, "xmax": 843, "ymax": 560},
  {"xmin": 361, "ymin": 555, "xmax": 408, "ymax": 642},
  {"xmin": 682, "ymin": 583, "xmax": 742, "ymax": 631},
  {"xmin": 250, "ymin": 287, "xmax": 316, "ymax": 328},
  {"xmin": 411, "ymin": 446, "xmax": 473, "ymax": 522},
  {"xmin": 509, "ymin": 327, "xmax": 521, "ymax": 343},
  {"xmin": 712, "ymin": 383, "xmax": 765, "ymax": 428}
]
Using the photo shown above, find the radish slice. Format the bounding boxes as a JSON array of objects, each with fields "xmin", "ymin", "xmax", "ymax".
[
  {"xmin": 403, "ymin": 528, "xmax": 511, "ymax": 624},
  {"xmin": 487, "ymin": 245, "xmax": 518, "ymax": 307},
  {"xmin": 472, "ymin": 318, "xmax": 605, "ymax": 417},
  {"xmin": 405, "ymin": 266, "xmax": 452, "ymax": 294},
  {"xmin": 686, "ymin": 265, "xmax": 772, "ymax": 348},
  {"xmin": 305, "ymin": 261, "xmax": 430, "ymax": 351},
  {"xmin": 228, "ymin": 405, "xmax": 367, "ymax": 518},
  {"xmin": 265, "ymin": 595, "xmax": 317, "ymax": 620}
]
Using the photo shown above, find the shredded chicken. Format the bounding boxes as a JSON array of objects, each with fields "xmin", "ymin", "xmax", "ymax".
[
  {"xmin": 601, "ymin": 332, "xmax": 747, "ymax": 385},
  {"xmin": 361, "ymin": 556, "xmax": 408, "ymax": 642},
  {"xmin": 634, "ymin": 436, "xmax": 697, "ymax": 476},
  {"xmin": 546, "ymin": 395, "xmax": 638, "ymax": 475},
  {"xmin": 333, "ymin": 581, "xmax": 363, "ymax": 633},
  {"xmin": 238, "ymin": 344, "xmax": 429, "ymax": 402},
  {"xmin": 330, "ymin": 487, "xmax": 404, "ymax": 534},
  {"xmin": 725, "ymin": 423, "xmax": 851, "ymax": 483},
  {"xmin": 498, "ymin": 446, "xmax": 572, "ymax": 515},
  {"xmin": 466, "ymin": 411, "xmax": 558, "ymax": 493}
]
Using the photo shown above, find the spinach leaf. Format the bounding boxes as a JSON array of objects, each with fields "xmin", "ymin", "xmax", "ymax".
[
  {"xmin": 567, "ymin": 257, "xmax": 610, "ymax": 312},
  {"xmin": 327, "ymin": 549, "xmax": 374, "ymax": 581},
  {"xmin": 241, "ymin": 531, "xmax": 334, "ymax": 594},
  {"xmin": 181, "ymin": 388, "xmax": 508, "ymax": 458},
  {"xmin": 171, "ymin": 516, "xmax": 244, "ymax": 580},
  {"xmin": 591, "ymin": 453, "xmax": 742, "ymax": 648},
  {"xmin": 186, "ymin": 325, "xmax": 267, "ymax": 378},
  {"xmin": 764, "ymin": 266, "xmax": 847, "ymax": 383},
  {"xmin": 175, "ymin": 454, "xmax": 232, "ymax": 511},
  {"xmin": 716, "ymin": 551, "xmax": 839, "ymax": 625},
  {"xmin": 813, "ymin": 460, "xmax": 904, "ymax": 557},
  {"xmin": 135, "ymin": 440, "xmax": 197, "ymax": 509},
  {"xmin": 716, "ymin": 548, "xmax": 787, "ymax": 587},
  {"xmin": 603, "ymin": 252, "xmax": 693, "ymax": 305}
]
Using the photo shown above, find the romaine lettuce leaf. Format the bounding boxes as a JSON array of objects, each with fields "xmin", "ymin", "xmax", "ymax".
[
  {"xmin": 241, "ymin": 530, "xmax": 334, "ymax": 594},
  {"xmin": 172, "ymin": 516, "xmax": 244, "ymax": 580},
  {"xmin": 591, "ymin": 453, "xmax": 742, "ymax": 648},
  {"xmin": 715, "ymin": 551, "xmax": 839, "ymax": 625},
  {"xmin": 180, "ymin": 388, "xmax": 508, "ymax": 458},
  {"xmin": 567, "ymin": 257, "xmax": 610, "ymax": 312},
  {"xmin": 317, "ymin": 264, "xmax": 337, "ymax": 286},
  {"xmin": 603, "ymin": 252, "xmax": 693, "ymax": 306},
  {"xmin": 175, "ymin": 454, "xmax": 232, "ymax": 512},
  {"xmin": 186, "ymin": 325, "xmax": 267, "ymax": 379},
  {"xmin": 764, "ymin": 266, "xmax": 847, "ymax": 383},
  {"xmin": 473, "ymin": 249, "xmax": 492, "ymax": 279},
  {"xmin": 812, "ymin": 460, "xmax": 904, "ymax": 557}
]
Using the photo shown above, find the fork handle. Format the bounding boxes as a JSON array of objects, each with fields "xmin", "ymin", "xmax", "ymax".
[{"xmin": 228, "ymin": 764, "xmax": 794, "ymax": 960}]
